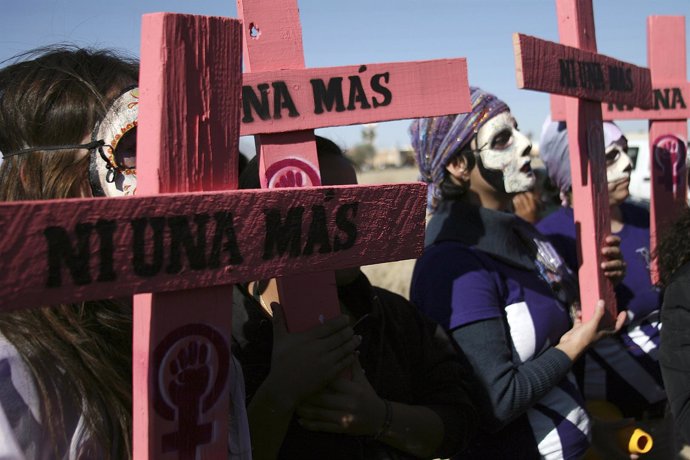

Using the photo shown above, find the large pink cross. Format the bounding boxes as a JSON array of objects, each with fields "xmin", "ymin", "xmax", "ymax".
[
  {"xmin": 513, "ymin": 0, "xmax": 653, "ymax": 322},
  {"xmin": 236, "ymin": 0, "xmax": 471, "ymax": 332},
  {"xmin": 551, "ymin": 16, "xmax": 689, "ymax": 283},
  {"xmin": 0, "ymin": 4, "xmax": 471, "ymax": 459}
]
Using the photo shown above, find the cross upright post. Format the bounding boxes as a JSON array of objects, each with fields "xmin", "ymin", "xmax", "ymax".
[
  {"xmin": 646, "ymin": 16, "xmax": 689, "ymax": 281},
  {"xmin": 237, "ymin": 0, "xmax": 472, "ymax": 332},
  {"xmin": 240, "ymin": 0, "xmax": 340, "ymax": 331},
  {"xmin": 0, "ymin": 11, "xmax": 429, "ymax": 459},
  {"xmin": 550, "ymin": 16, "xmax": 689, "ymax": 283},
  {"xmin": 0, "ymin": 3, "xmax": 469, "ymax": 456},
  {"xmin": 132, "ymin": 13, "xmax": 242, "ymax": 459},
  {"xmin": 513, "ymin": 0, "xmax": 653, "ymax": 322}
]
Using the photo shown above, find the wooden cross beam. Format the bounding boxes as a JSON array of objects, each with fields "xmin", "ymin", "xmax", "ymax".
[
  {"xmin": 0, "ymin": 185, "xmax": 424, "ymax": 309},
  {"xmin": 0, "ymin": 12, "xmax": 427, "ymax": 459},
  {"xmin": 513, "ymin": 0, "xmax": 653, "ymax": 322},
  {"xmin": 550, "ymin": 16, "xmax": 689, "ymax": 283},
  {"xmin": 236, "ymin": 0, "xmax": 471, "ymax": 332}
]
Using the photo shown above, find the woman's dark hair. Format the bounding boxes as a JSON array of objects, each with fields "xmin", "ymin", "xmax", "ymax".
[
  {"xmin": 0, "ymin": 46, "xmax": 138, "ymax": 458},
  {"xmin": 656, "ymin": 208, "xmax": 690, "ymax": 287},
  {"xmin": 0, "ymin": 45, "xmax": 138, "ymax": 200},
  {"xmin": 438, "ymin": 147, "xmax": 475, "ymax": 201}
]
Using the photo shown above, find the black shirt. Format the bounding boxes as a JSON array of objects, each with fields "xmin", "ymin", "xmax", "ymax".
[{"xmin": 231, "ymin": 272, "xmax": 477, "ymax": 459}]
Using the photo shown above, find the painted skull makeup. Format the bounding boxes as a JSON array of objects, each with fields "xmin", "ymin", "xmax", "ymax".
[
  {"xmin": 605, "ymin": 141, "xmax": 632, "ymax": 185},
  {"xmin": 89, "ymin": 86, "xmax": 139, "ymax": 197},
  {"xmin": 474, "ymin": 111, "xmax": 535, "ymax": 193}
]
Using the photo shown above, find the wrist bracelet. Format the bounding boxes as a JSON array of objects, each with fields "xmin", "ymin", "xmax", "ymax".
[{"xmin": 373, "ymin": 399, "xmax": 392, "ymax": 441}]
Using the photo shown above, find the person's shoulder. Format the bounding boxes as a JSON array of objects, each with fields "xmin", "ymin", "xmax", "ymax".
[
  {"xmin": 536, "ymin": 206, "xmax": 573, "ymax": 234},
  {"xmin": 418, "ymin": 241, "xmax": 489, "ymax": 271}
]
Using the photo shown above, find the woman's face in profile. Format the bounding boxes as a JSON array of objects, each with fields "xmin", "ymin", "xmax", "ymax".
[{"xmin": 475, "ymin": 111, "xmax": 535, "ymax": 194}]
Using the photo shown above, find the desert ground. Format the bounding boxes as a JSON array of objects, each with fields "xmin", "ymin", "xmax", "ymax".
[{"xmin": 357, "ymin": 166, "xmax": 420, "ymax": 299}]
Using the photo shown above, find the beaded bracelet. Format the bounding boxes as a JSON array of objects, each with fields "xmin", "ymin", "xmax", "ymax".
[{"xmin": 373, "ymin": 399, "xmax": 393, "ymax": 441}]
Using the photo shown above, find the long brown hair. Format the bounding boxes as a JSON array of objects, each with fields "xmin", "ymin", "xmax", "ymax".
[
  {"xmin": 656, "ymin": 207, "xmax": 690, "ymax": 287},
  {"xmin": 0, "ymin": 46, "xmax": 138, "ymax": 458}
]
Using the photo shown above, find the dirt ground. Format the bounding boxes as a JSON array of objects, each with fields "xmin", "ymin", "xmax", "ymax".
[{"xmin": 356, "ymin": 166, "xmax": 420, "ymax": 299}]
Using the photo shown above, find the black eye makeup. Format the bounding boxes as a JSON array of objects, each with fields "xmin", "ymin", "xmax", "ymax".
[
  {"xmin": 491, "ymin": 129, "xmax": 513, "ymax": 149},
  {"xmin": 605, "ymin": 149, "xmax": 621, "ymax": 166}
]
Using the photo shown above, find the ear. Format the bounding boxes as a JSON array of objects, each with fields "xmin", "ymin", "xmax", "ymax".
[{"xmin": 446, "ymin": 154, "xmax": 471, "ymax": 182}]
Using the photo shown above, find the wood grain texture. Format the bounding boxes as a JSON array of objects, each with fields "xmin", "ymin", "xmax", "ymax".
[
  {"xmin": 236, "ymin": 0, "xmax": 469, "ymax": 335},
  {"xmin": 648, "ymin": 16, "xmax": 687, "ymax": 84},
  {"xmin": 554, "ymin": 0, "xmax": 617, "ymax": 322},
  {"xmin": 647, "ymin": 16, "xmax": 689, "ymax": 282},
  {"xmin": 138, "ymin": 15, "xmax": 242, "ymax": 194},
  {"xmin": 240, "ymin": 59, "xmax": 471, "ymax": 135},
  {"xmin": 237, "ymin": 0, "xmax": 340, "ymax": 334},
  {"xmin": 0, "ymin": 183, "xmax": 426, "ymax": 310},
  {"xmin": 256, "ymin": 130, "xmax": 321, "ymax": 188},
  {"xmin": 556, "ymin": 0, "xmax": 597, "ymax": 50},
  {"xmin": 133, "ymin": 288, "xmax": 233, "ymax": 460},
  {"xmin": 237, "ymin": 0, "xmax": 305, "ymax": 72},
  {"xmin": 550, "ymin": 82, "xmax": 690, "ymax": 121},
  {"xmin": 552, "ymin": 16, "xmax": 689, "ymax": 285},
  {"xmin": 565, "ymin": 100, "xmax": 617, "ymax": 322},
  {"xmin": 133, "ymin": 13, "xmax": 242, "ymax": 459},
  {"xmin": 514, "ymin": 33, "xmax": 653, "ymax": 109}
]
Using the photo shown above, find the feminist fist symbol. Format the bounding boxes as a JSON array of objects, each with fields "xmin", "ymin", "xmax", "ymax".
[
  {"xmin": 275, "ymin": 169, "xmax": 305, "ymax": 188},
  {"xmin": 162, "ymin": 341, "xmax": 213, "ymax": 459},
  {"xmin": 265, "ymin": 158, "xmax": 321, "ymax": 188},
  {"xmin": 654, "ymin": 135, "xmax": 687, "ymax": 195},
  {"xmin": 168, "ymin": 341, "xmax": 211, "ymax": 403}
]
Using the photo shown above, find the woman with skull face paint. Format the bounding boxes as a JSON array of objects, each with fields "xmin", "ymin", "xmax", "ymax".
[
  {"xmin": 538, "ymin": 118, "xmax": 677, "ymax": 459},
  {"xmin": 0, "ymin": 46, "xmax": 139, "ymax": 459},
  {"xmin": 0, "ymin": 46, "xmax": 254, "ymax": 460},
  {"xmin": 409, "ymin": 87, "xmax": 626, "ymax": 459}
]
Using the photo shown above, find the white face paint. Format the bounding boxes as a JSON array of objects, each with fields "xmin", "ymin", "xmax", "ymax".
[
  {"xmin": 475, "ymin": 111, "xmax": 535, "ymax": 193},
  {"xmin": 605, "ymin": 143, "xmax": 632, "ymax": 184}
]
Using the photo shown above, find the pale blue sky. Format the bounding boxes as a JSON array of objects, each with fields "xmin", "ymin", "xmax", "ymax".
[{"xmin": 2, "ymin": 0, "xmax": 689, "ymax": 153}]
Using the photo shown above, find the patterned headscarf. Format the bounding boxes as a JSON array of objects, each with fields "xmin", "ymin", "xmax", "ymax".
[
  {"xmin": 539, "ymin": 117, "xmax": 570, "ymax": 198},
  {"xmin": 603, "ymin": 122, "xmax": 627, "ymax": 152},
  {"xmin": 539, "ymin": 116, "xmax": 626, "ymax": 203},
  {"xmin": 410, "ymin": 87, "xmax": 510, "ymax": 213}
]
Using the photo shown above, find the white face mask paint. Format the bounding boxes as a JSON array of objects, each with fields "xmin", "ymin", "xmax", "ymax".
[
  {"xmin": 89, "ymin": 87, "xmax": 138, "ymax": 197},
  {"xmin": 475, "ymin": 111, "xmax": 535, "ymax": 193},
  {"xmin": 605, "ymin": 143, "xmax": 632, "ymax": 184}
]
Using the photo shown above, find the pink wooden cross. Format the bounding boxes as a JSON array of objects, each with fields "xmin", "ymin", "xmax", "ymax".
[
  {"xmin": 0, "ymin": 12, "xmax": 429, "ymax": 460},
  {"xmin": 551, "ymin": 16, "xmax": 689, "ymax": 283},
  {"xmin": 236, "ymin": 0, "xmax": 471, "ymax": 333},
  {"xmin": 513, "ymin": 0, "xmax": 653, "ymax": 322}
]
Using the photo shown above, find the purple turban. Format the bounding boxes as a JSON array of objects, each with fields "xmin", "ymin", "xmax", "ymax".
[
  {"xmin": 539, "ymin": 116, "xmax": 627, "ymax": 201},
  {"xmin": 410, "ymin": 87, "xmax": 510, "ymax": 213}
]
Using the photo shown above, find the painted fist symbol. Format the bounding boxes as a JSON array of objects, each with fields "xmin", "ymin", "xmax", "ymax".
[
  {"xmin": 168, "ymin": 341, "xmax": 211, "ymax": 405},
  {"xmin": 276, "ymin": 170, "xmax": 304, "ymax": 188}
]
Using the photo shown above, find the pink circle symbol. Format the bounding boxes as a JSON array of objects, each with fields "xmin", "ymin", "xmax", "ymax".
[{"xmin": 265, "ymin": 158, "xmax": 321, "ymax": 188}]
